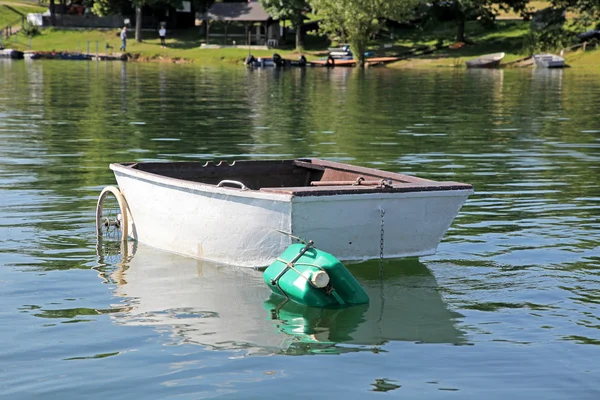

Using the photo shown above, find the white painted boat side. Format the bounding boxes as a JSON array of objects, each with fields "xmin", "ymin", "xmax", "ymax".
[
  {"xmin": 533, "ymin": 54, "xmax": 565, "ymax": 68},
  {"xmin": 113, "ymin": 170, "xmax": 294, "ymax": 267},
  {"xmin": 465, "ymin": 52, "xmax": 505, "ymax": 67},
  {"xmin": 110, "ymin": 163, "xmax": 473, "ymax": 267},
  {"xmin": 291, "ymin": 189, "xmax": 473, "ymax": 262}
]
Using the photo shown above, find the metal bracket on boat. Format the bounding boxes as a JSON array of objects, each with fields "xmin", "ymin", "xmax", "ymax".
[
  {"xmin": 380, "ymin": 179, "xmax": 393, "ymax": 188},
  {"xmin": 309, "ymin": 176, "xmax": 394, "ymax": 188},
  {"xmin": 276, "ymin": 230, "xmax": 308, "ymax": 245},
  {"xmin": 356, "ymin": 177, "xmax": 393, "ymax": 188},
  {"xmin": 216, "ymin": 180, "xmax": 248, "ymax": 191},
  {"xmin": 270, "ymin": 240, "xmax": 314, "ymax": 288}
]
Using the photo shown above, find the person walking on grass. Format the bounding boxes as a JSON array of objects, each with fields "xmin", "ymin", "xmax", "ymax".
[
  {"xmin": 159, "ymin": 25, "xmax": 166, "ymax": 48},
  {"xmin": 119, "ymin": 26, "xmax": 127, "ymax": 52}
]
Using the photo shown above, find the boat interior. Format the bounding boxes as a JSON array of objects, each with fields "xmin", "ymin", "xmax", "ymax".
[{"xmin": 120, "ymin": 159, "xmax": 471, "ymax": 195}]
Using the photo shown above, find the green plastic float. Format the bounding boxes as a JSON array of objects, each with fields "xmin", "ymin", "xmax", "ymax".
[{"xmin": 263, "ymin": 241, "xmax": 369, "ymax": 308}]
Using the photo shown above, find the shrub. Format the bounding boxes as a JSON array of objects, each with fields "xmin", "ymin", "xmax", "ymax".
[{"xmin": 21, "ymin": 20, "xmax": 40, "ymax": 37}]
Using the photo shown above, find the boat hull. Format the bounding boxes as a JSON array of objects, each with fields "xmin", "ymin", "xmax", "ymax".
[
  {"xmin": 533, "ymin": 54, "xmax": 565, "ymax": 68},
  {"xmin": 465, "ymin": 52, "xmax": 505, "ymax": 68},
  {"xmin": 0, "ymin": 49, "xmax": 24, "ymax": 59},
  {"xmin": 112, "ymin": 162, "xmax": 472, "ymax": 267}
]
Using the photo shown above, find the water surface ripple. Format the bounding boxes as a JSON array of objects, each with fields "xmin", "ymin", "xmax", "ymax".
[{"xmin": 1, "ymin": 61, "xmax": 599, "ymax": 399}]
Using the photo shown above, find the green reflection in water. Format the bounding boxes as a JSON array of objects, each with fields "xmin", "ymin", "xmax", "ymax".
[
  {"xmin": 1, "ymin": 61, "xmax": 600, "ymax": 362},
  {"xmin": 64, "ymin": 352, "xmax": 120, "ymax": 361}
]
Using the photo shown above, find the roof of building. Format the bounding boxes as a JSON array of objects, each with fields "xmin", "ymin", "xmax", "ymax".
[{"xmin": 201, "ymin": 2, "xmax": 272, "ymax": 22}]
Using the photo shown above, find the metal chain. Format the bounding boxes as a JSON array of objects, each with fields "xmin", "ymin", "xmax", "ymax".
[{"xmin": 379, "ymin": 208, "xmax": 385, "ymax": 279}]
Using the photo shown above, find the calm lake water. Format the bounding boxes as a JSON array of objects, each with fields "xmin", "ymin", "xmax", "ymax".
[{"xmin": 1, "ymin": 60, "xmax": 599, "ymax": 399}]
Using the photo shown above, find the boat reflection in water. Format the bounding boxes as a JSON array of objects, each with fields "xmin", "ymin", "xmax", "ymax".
[{"xmin": 97, "ymin": 243, "xmax": 465, "ymax": 355}]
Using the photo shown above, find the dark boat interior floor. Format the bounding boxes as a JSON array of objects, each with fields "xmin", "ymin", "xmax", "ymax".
[{"xmin": 122, "ymin": 159, "xmax": 472, "ymax": 196}]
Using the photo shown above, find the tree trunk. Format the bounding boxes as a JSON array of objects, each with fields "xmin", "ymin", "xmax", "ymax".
[
  {"xmin": 294, "ymin": 12, "xmax": 303, "ymax": 50},
  {"xmin": 49, "ymin": 0, "xmax": 55, "ymax": 26},
  {"xmin": 295, "ymin": 23, "xmax": 303, "ymax": 50},
  {"xmin": 135, "ymin": 6, "xmax": 142, "ymax": 43},
  {"xmin": 352, "ymin": 42, "xmax": 366, "ymax": 68},
  {"xmin": 456, "ymin": 18, "xmax": 465, "ymax": 43}
]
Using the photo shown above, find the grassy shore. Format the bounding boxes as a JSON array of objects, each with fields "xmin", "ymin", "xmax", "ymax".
[
  {"xmin": 3, "ymin": 27, "xmax": 312, "ymax": 65},
  {"xmin": 2, "ymin": 7, "xmax": 599, "ymax": 68},
  {"xmin": 0, "ymin": 1, "xmax": 46, "ymax": 27}
]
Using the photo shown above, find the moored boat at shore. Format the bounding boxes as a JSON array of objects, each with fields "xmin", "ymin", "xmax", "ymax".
[
  {"xmin": 96, "ymin": 158, "xmax": 473, "ymax": 267},
  {"xmin": 533, "ymin": 53, "xmax": 565, "ymax": 68},
  {"xmin": 465, "ymin": 52, "xmax": 505, "ymax": 68},
  {"xmin": 0, "ymin": 49, "xmax": 24, "ymax": 59}
]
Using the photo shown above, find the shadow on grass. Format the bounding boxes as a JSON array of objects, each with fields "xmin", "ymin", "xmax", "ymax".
[
  {"xmin": 136, "ymin": 29, "xmax": 203, "ymax": 50},
  {"xmin": 392, "ymin": 19, "xmax": 530, "ymax": 59}
]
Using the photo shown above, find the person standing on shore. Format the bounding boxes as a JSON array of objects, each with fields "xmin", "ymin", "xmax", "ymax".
[
  {"xmin": 159, "ymin": 25, "xmax": 166, "ymax": 48},
  {"xmin": 119, "ymin": 26, "xmax": 127, "ymax": 52}
]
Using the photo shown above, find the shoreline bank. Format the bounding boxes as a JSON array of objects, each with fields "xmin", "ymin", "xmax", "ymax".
[{"xmin": 6, "ymin": 46, "xmax": 597, "ymax": 70}]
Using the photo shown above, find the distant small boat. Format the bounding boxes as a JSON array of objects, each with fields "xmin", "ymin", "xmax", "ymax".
[
  {"xmin": 533, "ymin": 53, "xmax": 565, "ymax": 68},
  {"xmin": 0, "ymin": 49, "xmax": 24, "ymax": 59},
  {"xmin": 245, "ymin": 54, "xmax": 308, "ymax": 68},
  {"xmin": 24, "ymin": 52, "xmax": 42, "ymax": 60},
  {"xmin": 60, "ymin": 53, "xmax": 90, "ymax": 61},
  {"xmin": 465, "ymin": 52, "xmax": 505, "ymax": 68},
  {"xmin": 310, "ymin": 57, "xmax": 401, "ymax": 67}
]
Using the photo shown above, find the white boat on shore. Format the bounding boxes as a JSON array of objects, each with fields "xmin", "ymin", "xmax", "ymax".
[
  {"xmin": 465, "ymin": 52, "xmax": 505, "ymax": 68},
  {"xmin": 96, "ymin": 158, "xmax": 473, "ymax": 267},
  {"xmin": 0, "ymin": 48, "xmax": 24, "ymax": 59},
  {"xmin": 533, "ymin": 53, "xmax": 565, "ymax": 68}
]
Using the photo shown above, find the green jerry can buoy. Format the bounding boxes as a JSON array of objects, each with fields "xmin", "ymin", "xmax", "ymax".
[{"xmin": 263, "ymin": 240, "xmax": 369, "ymax": 308}]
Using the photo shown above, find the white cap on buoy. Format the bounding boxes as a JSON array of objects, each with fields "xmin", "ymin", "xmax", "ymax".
[{"xmin": 310, "ymin": 270, "xmax": 330, "ymax": 288}]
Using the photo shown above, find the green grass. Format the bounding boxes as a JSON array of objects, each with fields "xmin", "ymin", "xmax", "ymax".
[
  {"xmin": 2, "ymin": 0, "xmax": 599, "ymax": 69},
  {"xmin": 565, "ymin": 44, "xmax": 600, "ymax": 67},
  {"xmin": 381, "ymin": 20, "xmax": 531, "ymax": 68},
  {"xmin": 0, "ymin": 3, "xmax": 46, "ymax": 27},
  {"xmin": 4, "ymin": 27, "xmax": 316, "ymax": 65}
]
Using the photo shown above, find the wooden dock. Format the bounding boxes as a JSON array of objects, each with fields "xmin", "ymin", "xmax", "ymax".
[
  {"xmin": 310, "ymin": 57, "xmax": 400, "ymax": 67},
  {"xmin": 22, "ymin": 51, "xmax": 127, "ymax": 61}
]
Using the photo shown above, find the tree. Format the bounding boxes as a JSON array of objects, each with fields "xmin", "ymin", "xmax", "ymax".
[
  {"xmin": 310, "ymin": 0, "xmax": 418, "ymax": 67},
  {"xmin": 49, "ymin": 0, "xmax": 56, "ymax": 26},
  {"xmin": 134, "ymin": 0, "xmax": 143, "ymax": 42},
  {"xmin": 425, "ymin": 0, "xmax": 529, "ymax": 43},
  {"xmin": 130, "ymin": 0, "xmax": 184, "ymax": 43},
  {"xmin": 260, "ymin": 0, "xmax": 309, "ymax": 49},
  {"xmin": 92, "ymin": 0, "xmax": 127, "ymax": 16},
  {"xmin": 551, "ymin": 0, "xmax": 600, "ymax": 30}
]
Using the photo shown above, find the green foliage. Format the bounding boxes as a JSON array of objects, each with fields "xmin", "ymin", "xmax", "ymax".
[
  {"xmin": 424, "ymin": 0, "xmax": 530, "ymax": 41},
  {"xmin": 21, "ymin": 19, "xmax": 40, "ymax": 37},
  {"xmin": 310, "ymin": 0, "xmax": 418, "ymax": 66},
  {"xmin": 260, "ymin": 0, "xmax": 308, "ymax": 27},
  {"xmin": 523, "ymin": 24, "xmax": 576, "ymax": 54},
  {"xmin": 91, "ymin": 0, "xmax": 185, "ymax": 16},
  {"xmin": 260, "ymin": 0, "xmax": 309, "ymax": 49},
  {"xmin": 92, "ymin": 0, "xmax": 121, "ymax": 16},
  {"xmin": 553, "ymin": 0, "xmax": 600, "ymax": 29}
]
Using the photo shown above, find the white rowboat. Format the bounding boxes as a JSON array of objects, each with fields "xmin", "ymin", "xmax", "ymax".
[
  {"xmin": 465, "ymin": 52, "xmax": 505, "ymax": 68},
  {"xmin": 533, "ymin": 53, "xmax": 565, "ymax": 68},
  {"xmin": 97, "ymin": 159, "xmax": 473, "ymax": 267}
]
